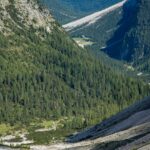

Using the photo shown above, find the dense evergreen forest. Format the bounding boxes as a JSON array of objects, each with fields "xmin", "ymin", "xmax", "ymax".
[{"xmin": 0, "ymin": 0, "xmax": 150, "ymax": 129}]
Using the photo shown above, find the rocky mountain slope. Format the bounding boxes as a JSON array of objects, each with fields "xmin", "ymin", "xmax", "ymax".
[
  {"xmin": 0, "ymin": 0, "xmax": 54, "ymax": 33},
  {"xmin": 63, "ymin": 0, "xmax": 127, "ymax": 31},
  {"xmin": 69, "ymin": 96, "xmax": 150, "ymax": 143},
  {"xmin": 40, "ymin": 0, "xmax": 123, "ymax": 24},
  {"xmin": 32, "ymin": 96, "xmax": 150, "ymax": 150},
  {"xmin": 69, "ymin": 96, "xmax": 150, "ymax": 150}
]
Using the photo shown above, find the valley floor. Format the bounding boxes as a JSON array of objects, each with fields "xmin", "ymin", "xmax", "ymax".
[{"xmin": 0, "ymin": 111, "xmax": 150, "ymax": 149}]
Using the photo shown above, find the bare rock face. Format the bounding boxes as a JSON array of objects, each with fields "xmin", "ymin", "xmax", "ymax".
[
  {"xmin": 65, "ymin": 97, "xmax": 150, "ymax": 150},
  {"xmin": 69, "ymin": 97, "xmax": 150, "ymax": 142},
  {"xmin": 0, "ymin": 0, "xmax": 54, "ymax": 34}
]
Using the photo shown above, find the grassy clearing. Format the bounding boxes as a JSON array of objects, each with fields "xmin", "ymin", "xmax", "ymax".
[
  {"xmin": 27, "ymin": 118, "xmax": 77, "ymax": 145},
  {"xmin": 0, "ymin": 124, "xmax": 13, "ymax": 136},
  {"xmin": 27, "ymin": 128, "xmax": 74, "ymax": 145},
  {"xmin": 40, "ymin": 120, "xmax": 54, "ymax": 128},
  {"xmin": 0, "ymin": 117, "xmax": 80, "ymax": 145},
  {"xmin": 73, "ymin": 37, "xmax": 94, "ymax": 48}
]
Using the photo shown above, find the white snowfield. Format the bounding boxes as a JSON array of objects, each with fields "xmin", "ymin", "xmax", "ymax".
[{"xmin": 63, "ymin": 0, "xmax": 128, "ymax": 31}]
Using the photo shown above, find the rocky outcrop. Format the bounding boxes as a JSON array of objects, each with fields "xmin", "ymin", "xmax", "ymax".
[{"xmin": 0, "ymin": 0, "xmax": 54, "ymax": 34}]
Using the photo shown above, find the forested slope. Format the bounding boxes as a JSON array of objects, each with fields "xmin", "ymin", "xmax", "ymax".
[
  {"xmin": 104, "ymin": 0, "xmax": 150, "ymax": 72},
  {"xmin": 68, "ymin": 0, "xmax": 136, "ymax": 57},
  {"xmin": 0, "ymin": 0, "xmax": 149, "ymax": 129},
  {"xmin": 121, "ymin": 0, "xmax": 150, "ymax": 72}
]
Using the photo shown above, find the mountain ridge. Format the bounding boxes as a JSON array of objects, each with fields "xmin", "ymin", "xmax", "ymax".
[
  {"xmin": 63, "ymin": 0, "xmax": 128, "ymax": 31},
  {"xmin": 40, "ymin": 0, "xmax": 123, "ymax": 24}
]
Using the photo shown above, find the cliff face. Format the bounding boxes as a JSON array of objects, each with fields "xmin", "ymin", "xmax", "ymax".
[
  {"xmin": 122, "ymin": 0, "xmax": 150, "ymax": 71},
  {"xmin": 0, "ymin": 0, "xmax": 54, "ymax": 33},
  {"xmin": 69, "ymin": 97, "xmax": 150, "ymax": 142},
  {"xmin": 104, "ymin": 0, "xmax": 150, "ymax": 72}
]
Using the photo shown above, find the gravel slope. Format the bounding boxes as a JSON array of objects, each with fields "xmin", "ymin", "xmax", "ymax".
[
  {"xmin": 63, "ymin": 0, "xmax": 128, "ymax": 31},
  {"xmin": 31, "ymin": 97, "xmax": 150, "ymax": 150}
]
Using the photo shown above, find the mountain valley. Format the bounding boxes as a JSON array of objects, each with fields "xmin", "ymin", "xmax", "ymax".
[
  {"xmin": 59, "ymin": 0, "xmax": 150, "ymax": 75},
  {"xmin": 0, "ymin": 0, "xmax": 150, "ymax": 149}
]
